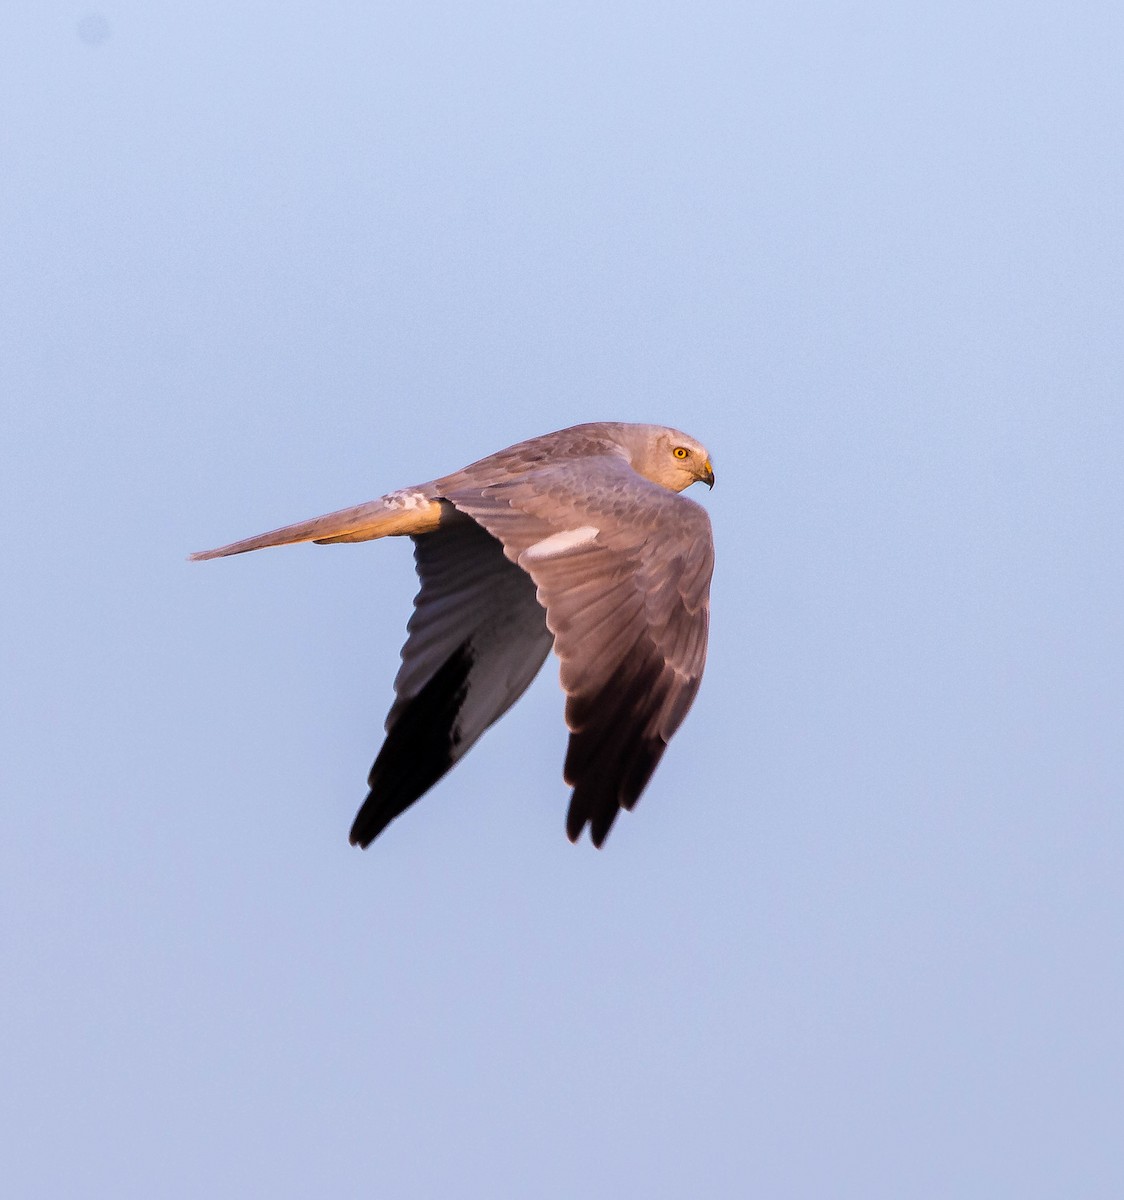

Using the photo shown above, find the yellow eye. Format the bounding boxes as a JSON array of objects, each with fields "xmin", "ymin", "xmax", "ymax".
[{"xmin": 673, "ymin": 446, "xmax": 689, "ymax": 460}]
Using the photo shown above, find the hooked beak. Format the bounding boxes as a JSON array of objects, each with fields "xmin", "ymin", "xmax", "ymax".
[{"xmin": 701, "ymin": 460, "xmax": 715, "ymax": 489}]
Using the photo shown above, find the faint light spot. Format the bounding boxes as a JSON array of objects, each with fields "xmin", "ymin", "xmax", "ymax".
[{"xmin": 77, "ymin": 12, "xmax": 111, "ymax": 46}]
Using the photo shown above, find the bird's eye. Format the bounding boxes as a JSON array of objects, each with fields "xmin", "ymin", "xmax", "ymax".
[{"xmin": 673, "ymin": 446, "xmax": 689, "ymax": 460}]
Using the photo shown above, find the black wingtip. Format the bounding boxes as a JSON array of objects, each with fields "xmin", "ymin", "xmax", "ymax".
[
  {"xmin": 348, "ymin": 814, "xmax": 378, "ymax": 850},
  {"xmin": 565, "ymin": 797, "xmax": 616, "ymax": 848},
  {"xmin": 348, "ymin": 642, "xmax": 474, "ymax": 849},
  {"xmin": 565, "ymin": 807, "xmax": 583, "ymax": 845},
  {"xmin": 589, "ymin": 809, "xmax": 617, "ymax": 848},
  {"xmin": 348, "ymin": 790, "xmax": 396, "ymax": 849}
]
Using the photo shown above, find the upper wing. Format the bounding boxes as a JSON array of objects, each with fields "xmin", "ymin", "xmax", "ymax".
[
  {"xmin": 445, "ymin": 457, "xmax": 713, "ymax": 846},
  {"xmin": 349, "ymin": 517, "xmax": 553, "ymax": 847}
]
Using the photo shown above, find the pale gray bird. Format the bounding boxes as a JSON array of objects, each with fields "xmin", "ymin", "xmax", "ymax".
[{"xmin": 192, "ymin": 421, "xmax": 715, "ymax": 847}]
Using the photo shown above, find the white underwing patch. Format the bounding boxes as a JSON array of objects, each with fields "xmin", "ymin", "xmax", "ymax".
[
  {"xmin": 384, "ymin": 489, "xmax": 430, "ymax": 511},
  {"xmin": 522, "ymin": 525, "xmax": 600, "ymax": 560}
]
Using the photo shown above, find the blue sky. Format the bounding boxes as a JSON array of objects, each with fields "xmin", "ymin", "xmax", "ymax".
[{"xmin": 3, "ymin": 2, "xmax": 1122, "ymax": 1196}]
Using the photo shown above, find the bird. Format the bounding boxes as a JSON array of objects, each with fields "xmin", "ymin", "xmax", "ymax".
[{"xmin": 191, "ymin": 421, "xmax": 715, "ymax": 848}]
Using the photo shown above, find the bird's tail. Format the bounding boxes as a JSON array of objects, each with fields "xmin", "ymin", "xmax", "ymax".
[{"xmin": 189, "ymin": 494, "xmax": 450, "ymax": 561}]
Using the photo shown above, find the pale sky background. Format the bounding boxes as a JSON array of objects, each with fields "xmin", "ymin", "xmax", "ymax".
[{"xmin": 2, "ymin": 2, "xmax": 1122, "ymax": 1197}]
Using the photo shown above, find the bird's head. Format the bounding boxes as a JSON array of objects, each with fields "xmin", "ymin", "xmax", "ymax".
[{"xmin": 624, "ymin": 425, "xmax": 715, "ymax": 493}]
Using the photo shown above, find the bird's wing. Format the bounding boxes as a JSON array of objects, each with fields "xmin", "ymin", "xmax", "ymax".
[
  {"xmin": 349, "ymin": 517, "xmax": 553, "ymax": 847},
  {"xmin": 189, "ymin": 492, "xmax": 450, "ymax": 560},
  {"xmin": 444, "ymin": 456, "xmax": 713, "ymax": 846}
]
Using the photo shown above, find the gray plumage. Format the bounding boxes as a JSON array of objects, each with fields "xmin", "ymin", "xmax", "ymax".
[{"xmin": 191, "ymin": 421, "xmax": 715, "ymax": 848}]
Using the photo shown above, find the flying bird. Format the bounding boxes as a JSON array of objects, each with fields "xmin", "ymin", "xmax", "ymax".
[{"xmin": 192, "ymin": 422, "xmax": 715, "ymax": 847}]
